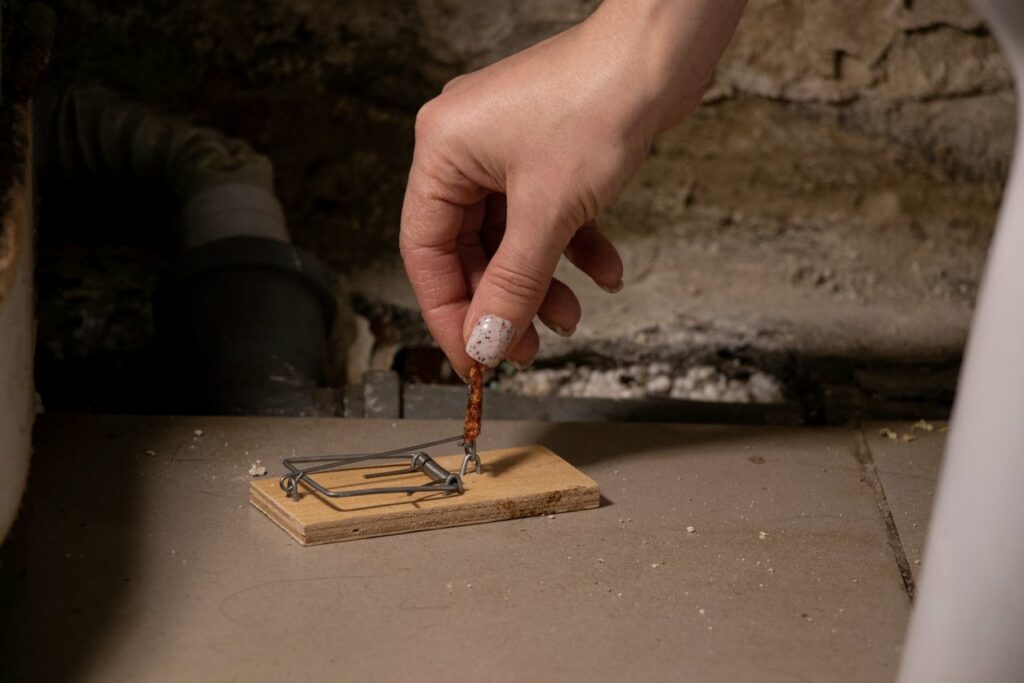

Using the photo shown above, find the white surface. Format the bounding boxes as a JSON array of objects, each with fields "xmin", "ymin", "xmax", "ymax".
[{"xmin": 899, "ymin": 1, "xmax": 1024, "ymax": 681}]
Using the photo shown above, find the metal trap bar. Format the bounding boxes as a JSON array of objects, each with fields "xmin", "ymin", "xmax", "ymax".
[{"xmin": 279, "ymin": 434, "xmax": 481, "ymax": 502}]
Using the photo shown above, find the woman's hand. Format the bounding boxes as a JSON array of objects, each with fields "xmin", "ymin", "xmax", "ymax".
[{"xmin": 400, "ymin": 0, "xmax": 746, "ymax": 376}]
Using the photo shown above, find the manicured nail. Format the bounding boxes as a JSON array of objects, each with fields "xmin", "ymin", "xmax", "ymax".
[
  {"xmin": 601, "ymin": 280, "xmax": 624, "ymax": 294},
  {"xmin": 465, "ymin": 314, "xmax": 516, "ymax": 368}
]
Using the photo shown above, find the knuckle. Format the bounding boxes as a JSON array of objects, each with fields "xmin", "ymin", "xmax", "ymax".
[
  {"xmin": 486, "ymin": 260, "xmax": 548, "ymax": 309},
  {"xmin": 441, "ymin": 75, "xmax": 464, "ymax": 92},
  {"xmin": 414, "ymin": 98, "xmax": 444, "ymax": 139}
]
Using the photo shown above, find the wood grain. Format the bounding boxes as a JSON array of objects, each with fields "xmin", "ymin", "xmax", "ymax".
[{"xmin": 250, "ymin": 445, "xmax": 600, "ymax": 545}]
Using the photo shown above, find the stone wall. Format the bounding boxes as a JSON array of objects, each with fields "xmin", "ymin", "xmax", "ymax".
[{"xmin": 35, "ymin": 0, "xmax": 1017, "ymax": 407}]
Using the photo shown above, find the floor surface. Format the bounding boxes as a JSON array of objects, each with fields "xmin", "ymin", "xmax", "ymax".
[{"xmin": 1, "ymin": 416, "xmax": 945, "ymax": 682}]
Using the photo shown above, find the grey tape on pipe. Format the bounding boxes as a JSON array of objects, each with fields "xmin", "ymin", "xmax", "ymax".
[{"xmin": 180, "ymin": 183, "xmax": 290, "ymax": 249}]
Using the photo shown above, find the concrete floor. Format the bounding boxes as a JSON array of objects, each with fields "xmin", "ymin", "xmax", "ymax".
[{"xmin": 1, "ymin": 416, "xmax": 944, "ymax": 682}]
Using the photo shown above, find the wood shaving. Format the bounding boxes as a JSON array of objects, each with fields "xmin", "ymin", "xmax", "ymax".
[
  {"xmin": 878, "ymin": 427, "xmax": 898, "ymax": 441},
  {"xmin": 912, "ymin": 419, "xmax": 935, "ymax": 432}
]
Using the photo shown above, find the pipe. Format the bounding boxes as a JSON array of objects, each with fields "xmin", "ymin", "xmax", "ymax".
[
  {"xmin": 898, "ymin": 1, "xmax": 1024, "ymax": 681},
  {"xmin": 35, "ymin": 85, "xmax": 337, "ymax": 415},
  {"xmin": 36, "ymin": 84, "xmax": 289, "ymax": 248}
]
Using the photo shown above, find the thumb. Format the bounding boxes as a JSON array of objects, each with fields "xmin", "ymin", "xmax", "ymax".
[{"xmin": 463, "ymin": 184, "xmax": 579, "ymax": 367}]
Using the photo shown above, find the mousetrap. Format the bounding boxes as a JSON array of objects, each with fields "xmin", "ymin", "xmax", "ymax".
[
  {"xmin": 250, "ymin": 363, "xmax": 600, "ymax": 545},
  {"xmin": 278, "ymin": 434, "xmax": 479, "ymax": 503}
]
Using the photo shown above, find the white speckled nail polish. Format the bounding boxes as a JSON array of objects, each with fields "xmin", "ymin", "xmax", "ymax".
[{"xmin": 466, "ymin": 314, "xmax": 516, "ymax": 367}]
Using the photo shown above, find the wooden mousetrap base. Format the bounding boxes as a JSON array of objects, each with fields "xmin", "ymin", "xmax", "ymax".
[{"xmin": 249, "ymin": 445, "xmax": 600, "ymax": 545}]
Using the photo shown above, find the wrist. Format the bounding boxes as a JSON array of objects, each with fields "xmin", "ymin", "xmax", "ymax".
[{"xmin": 583, "ymin": 0, "xmax": 746, "ymax": 135}]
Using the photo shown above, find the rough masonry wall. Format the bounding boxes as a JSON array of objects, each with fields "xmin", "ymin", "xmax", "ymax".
[{"xmin": 37, "ymin": 0, "xmax": 1015, "ymax": 393}]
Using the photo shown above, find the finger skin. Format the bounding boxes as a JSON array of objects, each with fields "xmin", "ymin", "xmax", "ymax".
[
  {"xmin": 400, "ymin": 154, "xmax": 487, "ymax": 376},
  {"xmin": 537, "ymin": 277, "xmax": 582, "ymax": 336},
  {"xmin": 506, "ymin": 322, "xmax": 540, "ymax": 369},
  {"xmin": 564, "ymin": 221, "xmax": 624, "ymax": 292}
]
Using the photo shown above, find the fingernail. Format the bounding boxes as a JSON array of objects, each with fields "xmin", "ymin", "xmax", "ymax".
[
  {"xmin": 601, "ymin": 280, "xmax": 624, "ymax": 294},
  {"xmin": 465, "ymin": 314, "xmax": 516, "ymax": 368},
  {"xmin": 540, "ymin": 317, "xmax": 575, "ymax": 338}
]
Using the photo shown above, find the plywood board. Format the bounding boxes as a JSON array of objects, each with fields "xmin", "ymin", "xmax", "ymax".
[{"xmin": 249, "ymin": 445, "xmax": 600, "ymax": 545}]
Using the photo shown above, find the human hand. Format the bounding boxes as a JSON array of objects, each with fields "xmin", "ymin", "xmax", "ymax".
[{"xmin": 400, "ymin": 0, "xmax": 746, "ymax": 377}]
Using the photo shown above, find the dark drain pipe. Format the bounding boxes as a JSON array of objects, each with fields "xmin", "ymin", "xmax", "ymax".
[{"xmin": 36, "ymin": 86, "xmax": 337, "ymax": 415}]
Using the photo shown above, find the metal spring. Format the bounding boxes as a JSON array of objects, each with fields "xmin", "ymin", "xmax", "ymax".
[{"xmin": 412, "ymin": 452, "xmax": 460, "ymax": 488}]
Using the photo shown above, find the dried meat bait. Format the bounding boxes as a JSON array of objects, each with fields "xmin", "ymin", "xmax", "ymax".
[
  {"xmin": 464, "ymin": 361, "xmax": 483, "ymax": 443},
  {"xmin": 460, "ymin": 361, "xmax": 484, "ymax": 476}
]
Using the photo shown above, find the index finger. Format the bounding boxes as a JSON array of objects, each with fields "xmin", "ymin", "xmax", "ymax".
[{"xmin": 399, "ymin": 153, "xmax": 487, "ymax": 376}]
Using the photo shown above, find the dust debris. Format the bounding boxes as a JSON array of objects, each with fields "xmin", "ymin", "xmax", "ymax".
[
  {"xmin": 748, "ymin": 455, "xmax": 766, "ymax": 464},
  {"xmin": 878, "ymin": 427, "xmax": 898, "ymax": 441},
  {"xmin": 193, "ymin": 429, "xmax": 203, "ymax": 437},
  {"xmin": 686, "ymin": 526, "xmax": 696, "ymax": 533},
  {"xmin": 758, "ymin": 530, "xmax": 769, "ymax": 540},
  {"xmin": 912, "ymin": 419, "xmax": 935, "ymax": 432},
  {"xmin": 248, "ymin": 460, "xmax": 267, "ymax": 477},
  {"xmin": 597, "ymin": 558, "xmax": 605, "ymax": 564},
  {"xmin": 145, "ymin": 449, "xmax": 156, "ymax": 456},
  {"xmin": 651, "ymin": 563, "xmax": 660, "ymax": 569},
  {"xmin": 913, "ymin": 559, "xmax": 921, "ymax": 565},
  {"xmin": 501, "ymin": 363, "xmax": 783, "ymax": 403},
  {"xmin": 698, "ymin": 607, "xmax": 706, "ymax": 615},
  {"xmin": 899, "ymin": 433, "xmax": 916, "ymax": 443},
  {"xmin": 546, "ymin": 514, "xmax": 556, "ymax": 520},
  {"xmin": 939, "ymin": 425, "xmax": 950, "ymax": 433}
]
